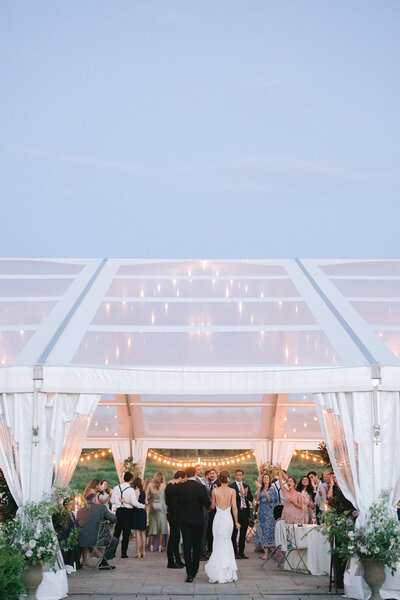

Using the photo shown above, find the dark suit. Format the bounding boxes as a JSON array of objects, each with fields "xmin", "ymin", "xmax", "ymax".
[
  {"xmin": 229, "ymin": 480, "xmax": 253, "ymax": 556},
  {"xmin": 165, "ymin": 482, "xmax": 183, "ymax": 566},
  {"xmin": 169, "ymin": 479, "xmax": 211, "ymax": 577},
  {"xmin": 206, "ymin": 479, "xmax": 220, "ymax": 553},
  {"xmin": 76, "ymin": 501, "xmax": 118, "ymax": 563}
]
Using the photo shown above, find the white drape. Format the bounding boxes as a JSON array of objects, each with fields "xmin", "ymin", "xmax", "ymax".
[
  {"xmin": 132, "ymin": 440, "xmax": 149, "ymax": 475},
  {"xmin": 0, "ymin": 392, "xmax": 100, "ymax": 504},
  {"xmin": 272, "ymin": 440, "xmax": 297, "ymax": 471},
  {"xmin": 313, "ymin": 391, "xmax": 400, "ymax": 520},
  {"xmin": 53, "ymin": 394, "xmax": 100, "ymax": 489},
  {"xmin": 252, "ymin": 440, "xmax": 269, "ymax": 469},
  {"xmin": 110, "ymin": 439, "xmax": 131, "ymax": 482}
]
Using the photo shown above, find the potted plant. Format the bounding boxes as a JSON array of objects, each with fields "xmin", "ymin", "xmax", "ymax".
[
  {"xmin": 0, "ymin": 498, "xmax": 58, "ymax": 599},
  {"xmin": 320, "ymin": 490, "xmax": 400, "ymax": 600}
]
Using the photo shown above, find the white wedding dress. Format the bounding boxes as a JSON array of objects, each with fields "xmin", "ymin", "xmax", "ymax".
[{"xmin": 205, "ymin": 492, "xmax": 238, "ymax": 584}]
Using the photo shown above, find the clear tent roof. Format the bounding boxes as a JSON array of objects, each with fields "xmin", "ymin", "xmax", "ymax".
[
  {"xmin": 1, "ymin": 258, "xmax": 399, "ymax": 443},
  {"xmin": 1, "ymin": 258, "xmax": 399, "ymax": 368}
]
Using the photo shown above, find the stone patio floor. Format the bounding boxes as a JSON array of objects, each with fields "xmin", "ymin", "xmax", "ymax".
[{"xmin": 68, "ymin": 542, "xmax": 343, "ymax": 600}]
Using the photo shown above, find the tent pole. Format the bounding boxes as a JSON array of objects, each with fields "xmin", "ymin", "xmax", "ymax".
[
  {"xmin": 372, "ymin": 382, "xmax": 382, "ymax": 501},
  {"xmin": 125, "ymin": 395, "xmax": 134, "ymax": 458}
]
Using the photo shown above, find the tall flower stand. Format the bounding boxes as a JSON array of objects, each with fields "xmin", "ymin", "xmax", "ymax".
[
  {"xmin": 23, "ymin": 564, "xmax": 43, "ymax": 600},
  {"xmin": 362, "ymin": 560, "xmax": 386, "ymax": 600}
]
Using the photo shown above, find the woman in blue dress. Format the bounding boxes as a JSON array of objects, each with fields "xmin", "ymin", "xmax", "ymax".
[{"xmin": 254, "ymin": 474, "xmax": 278, "ymax": 558}]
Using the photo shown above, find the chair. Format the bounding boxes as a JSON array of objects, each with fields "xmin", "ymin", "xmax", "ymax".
[
  {"xmin": 81, "ymin": 520, "xmax": 115, "ymax": 569},
  {"xmin": 282, "ymin": 523, "xmax": 309, "ymax": 573},
  {"xmin": 255, "ymin": 518, "xmax": 281, "ymax": 570}
]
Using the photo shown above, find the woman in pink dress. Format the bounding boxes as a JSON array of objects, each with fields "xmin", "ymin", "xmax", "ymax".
[
  {"xmin": 277, "ymin": 465, "xmax": 304, "ymax": 524},
  {"xmin": 296, "ymin": 476, "xmax": 316, "ymax": 524}
]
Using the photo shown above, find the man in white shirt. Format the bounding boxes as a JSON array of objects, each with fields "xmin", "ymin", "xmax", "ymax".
[{"xmin": 110, "ymin": 472, "xmax": 145, "ymax": 558}]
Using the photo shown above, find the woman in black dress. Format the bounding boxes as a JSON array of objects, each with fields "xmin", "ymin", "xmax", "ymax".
[{"xmin": 132, "ymin": 477, "xmax": 147, "ymax": 558}]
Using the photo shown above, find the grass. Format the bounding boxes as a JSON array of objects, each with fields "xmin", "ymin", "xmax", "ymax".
[{"xmin": 69, "ymin": 448, "xmax": 325, "ymax": 495}]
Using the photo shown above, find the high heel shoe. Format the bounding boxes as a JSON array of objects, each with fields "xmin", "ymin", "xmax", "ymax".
[
  {"xmin": 150, "ymin": 545, "xmax": 154, "ymax": 552},
  {"xmin": 158, "ymin": 545, "xmax": 163, "ymax": 552}
]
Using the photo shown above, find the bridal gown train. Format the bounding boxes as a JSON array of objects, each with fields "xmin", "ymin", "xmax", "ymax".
[{"xmin": 205, "ymin": 505, "xmax": 238, "ymax": 583}]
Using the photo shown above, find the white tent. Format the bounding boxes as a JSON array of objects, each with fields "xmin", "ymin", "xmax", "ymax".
[{"xmin": 0, "ymin": 258, "xmax": 399, "ymax": 518}]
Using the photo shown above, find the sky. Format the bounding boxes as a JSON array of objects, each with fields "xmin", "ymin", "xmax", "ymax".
[{"xmin": 0, "ymin": 1, "xmax": 399, "ymax": 258}]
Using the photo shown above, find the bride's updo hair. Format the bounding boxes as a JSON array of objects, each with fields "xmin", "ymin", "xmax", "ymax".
[{"xmin": 218, "ymin": 470, "xmax": 230, "ymax": 484}]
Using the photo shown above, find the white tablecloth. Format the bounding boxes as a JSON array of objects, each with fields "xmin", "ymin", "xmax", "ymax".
[{"xmin": 274, "ymin": 520, "xmax": 331, "ymax": 576}]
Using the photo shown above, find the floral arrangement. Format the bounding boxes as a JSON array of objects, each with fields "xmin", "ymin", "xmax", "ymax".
[
  {"xmin": 51, "ymin": 486, "xmax": 81, "ymax": 551},
  {"xmin": 0, "ymin": 486, "xmax": 82, "ymax": 568},
  {"xmin": 0, "ymin": 499, "xmax": 58, "ymax": 568},
  {"xmin": 320, "ymin": 490, "xmax": 400, "ymax": 575},
  {"xmin": 121, "ymin": 456, "xmax": 142, "ymax": 480},
  {"xmin": 258, "ymin": 462, "xmax": 279, "ymax": 480}
]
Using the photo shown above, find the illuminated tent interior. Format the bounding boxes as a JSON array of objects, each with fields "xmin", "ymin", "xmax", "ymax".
[{"xmin": 0, "ymin": 258, "xmax": 400, "ymax": 507}]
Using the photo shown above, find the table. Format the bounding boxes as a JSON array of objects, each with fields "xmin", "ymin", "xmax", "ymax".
[{"xmin": 274, "ymin": 520, "xmax": 331, "ymax": 576}]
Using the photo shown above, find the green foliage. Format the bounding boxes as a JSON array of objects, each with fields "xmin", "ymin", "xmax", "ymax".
[
  {"xmin": 0, "ymin": 498, "xmax": 58, "ymax": 569},
  {"xmin": 318, "ymin": 441, "xmax": 332, "ymax": 469},
  {"xmin": 121, "ymin": 456, "xmax": 141, "ymax": 480},
  {"xmin": 0, "ymin": 548, "xmax": 26, "ymax": 600},
  {"xmin": 320, "ymin": 490, "xmax": 400, "ymax": 574},
  {"xmin": 69, "ymin": 450, "xmax": 118, "ymax": 493},
  {"xmin": 51, "ymin": 486, "xmax": 80, "ymax": 551},
  {"xmin": 0, "ymin": 469, "xmax": 18, "ymax": 523}
]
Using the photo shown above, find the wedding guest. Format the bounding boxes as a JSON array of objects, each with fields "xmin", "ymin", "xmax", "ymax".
[
  {"xmin": 327, "ymin": 473, "xmax": 340, "ymax": 499},
  {"xmin": 206, "ymin": 468, "xmax": 220, "ymax": 554},
  {"xmin": 165, "ymin": 470, "xmax": 186, "ymax": 569},
  {"xmin": 132, "ymin": 477, "xmax": 147, "ymax": 558},
  {"xmin": 230, "ymin": 468, "xmax": 253, "ymax": 559},
  {"xmin": 147, "ymin": 472, "xmax": 168, "ymax": 552},
  {"xmin": 270, "ymin": 470, "xmax": 288, "ymax": 520},
  {"xmin": 316, "ymin": 470, "xmax": 332, "ymax": 521},
  {"xmin": 98, "ymin": 480, "xmax": 111, "ymax": 507},
  {"xmin": 194, "ymin": 464, "xmax": 208, "ymax": 560},
  {"xmin": 307, "ymin": 471, "xmax": 321, "ymax": 522},
  {"xmin": 296, "ymin": 475, "xmax": 315, "ymax": 523},
  {"xmin": 83, "ymin": 479, "xmax": 101, "ymax": 501},
  {"xmin": 110, "ymin": 472, "xmax": 145, "ymax": 558},
  {"xmin": 76, "ymin": 493, "xmax": 118, "ymax": 570},
  {"xmin": 254, "ymin": 474, "xmax": 278, "ymax": 558},
  {"xmin": 277, "ymin": 465, "xmax": 304, "ymax": 524}
]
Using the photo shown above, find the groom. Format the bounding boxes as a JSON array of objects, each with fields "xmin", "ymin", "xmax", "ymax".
[{"xmin": 169, "ymin": 466, "xmax": 211, "ymax": 582}]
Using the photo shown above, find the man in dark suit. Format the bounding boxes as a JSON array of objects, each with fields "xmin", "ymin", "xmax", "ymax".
[
  {"xmin": 229, "ymin": 468, "xmax": 253, "ymax": 559},
  {"xmin": 76, "ymin": 493, "xmax": 118, "ymax": 570},
  {"xmin": 205, "ymin": 468, "xmax": 220, "ymax": 554},
  {"xmin": 169, "ymin": 466, "xmax": 211, "ymax": 582},
  {"xmin": 165, "ymin": 469, "xmax": 186, "ymax": 569}
]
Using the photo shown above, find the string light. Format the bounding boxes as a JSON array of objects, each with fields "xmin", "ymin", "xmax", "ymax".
[
  {"xmin": 146, "ymin": 450, "xmax": 257, "ymax": 468},
  {"xmin": 291, "ymin": 450, "xmax": 325, "ymax": 464},
  {"xmin": 80, "ymin": 448, "xmax": 112, "ymax": 462}
]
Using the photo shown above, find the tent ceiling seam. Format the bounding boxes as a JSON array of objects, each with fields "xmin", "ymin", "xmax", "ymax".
[
  {"xmin": 36, "ymin": 259, "xmax": 108, "ymax": 364},
  {"xmin": 295, "ymin": 258, "xmax": 379, "ymax": 367}
]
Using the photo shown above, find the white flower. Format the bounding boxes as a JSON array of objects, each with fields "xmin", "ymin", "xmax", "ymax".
[
  {"xmin": 25, "ymin": 550, "xmax": 33, "ymax": 558},
  {"xmin": 360, "ymin": 546, "xmax": 367, "ymax": 553},
  {"xmin": 348, "ymin": 531, "xmax": 355, "ymax": 538},
  {"xmin": 375, "ymin": 547, "xmax": 380, "ymax": 553},
  {"xmin": 29, "ymin": 540, "xmax": 36, "ymax": 548}
]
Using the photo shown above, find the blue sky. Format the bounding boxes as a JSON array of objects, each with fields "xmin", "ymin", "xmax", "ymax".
[{"xmin": 1, "ymin": 1, "xmax": 399, "ymax": 258}]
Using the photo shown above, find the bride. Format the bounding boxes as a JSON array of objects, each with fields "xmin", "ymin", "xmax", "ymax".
[{"xmin": 205, "ymin": 470, "xmax": 240, "ymax": 583}]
